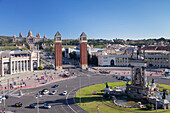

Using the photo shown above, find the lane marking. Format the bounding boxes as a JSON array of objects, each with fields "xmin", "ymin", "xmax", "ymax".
[
  {"xmin": 61, "ymin": 105, "xmax": 69, "ymax": 113},
  {"xmin": 66, "ymin": 87, "xmax": 77, "ymax": 113}
]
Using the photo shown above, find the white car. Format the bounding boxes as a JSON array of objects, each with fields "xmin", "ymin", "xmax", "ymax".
[
  {"xmin": 63, "ymin": 91, "xmax": 67, "ymax": 96},
  {"xmin": 51, "ymin": 90, "xmax": 57, "ymax": 95},
  {"xmin": 43, "ymin": 103, "xmax": 51, "ymax": 109}
]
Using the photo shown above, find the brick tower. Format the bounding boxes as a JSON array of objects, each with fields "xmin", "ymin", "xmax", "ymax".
[
  {"xmin": 80, "ymin": 32, "xmax": 88, "ymax": 69},
  {"xmin": 54, "ymin": 32, "xmax": 62, "ymax": 70}
]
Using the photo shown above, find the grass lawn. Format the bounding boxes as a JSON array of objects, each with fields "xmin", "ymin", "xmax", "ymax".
[{"xmin": 74, "ymin": 82, "xmax": 170, "ymax": 113}]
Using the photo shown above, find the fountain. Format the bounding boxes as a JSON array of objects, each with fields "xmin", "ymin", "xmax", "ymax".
[{"xmin": 104, "ymin": 46, "xmax": 170, "ymax": 109}]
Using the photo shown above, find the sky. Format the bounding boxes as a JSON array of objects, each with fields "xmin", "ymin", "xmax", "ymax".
[{"xmin": 0, "ymin": 0, "xmax": 170, "ymax": 40}]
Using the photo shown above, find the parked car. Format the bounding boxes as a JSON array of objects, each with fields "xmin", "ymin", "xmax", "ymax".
[
  {"xmin": 43, "ymin": 103, "xmax": 51, "ymax": 109},
  {"xmin": 41, "ymin": 89, "xmax": 49, "ymax": 95},
  {"xmin": 120, "ymin": 76, "xmax": 125, "ymax": 80},
  {"xmin": 15, "ymin": 102, "xmax": 23, "ymax": 107},
  {"xmin": 126, "ymin": 77, "xmax": 131, "ymax": 81},
  {"xmin": 51, "ymin": 85, "xmax": 59, "ymax": 88},
  {"xmin": 63, "ymin": 91, "xmax": 67, "ymax": 96},
  {"xmin": 29, "ymin": 103, "xmax": 37, "ymax": 108},
  {"xmin": 50, "ymin": 90, "xmax": 57, "ymax": 95},
  {"xmin": 113, "ymin": 75, "xmax": 118, "ymax": 78}
]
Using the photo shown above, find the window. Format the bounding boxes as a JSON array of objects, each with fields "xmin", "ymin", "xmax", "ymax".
[
  {"xmin": 83, "ymin": 37, "xmax": 86, "ymax": 40},
  {"xmin": 103, "ymin": 57, "xmax": 107, "ymax": 59},
  {"xmin": 104, "ymin": 60, "xmax": 108, "ymax": 62},
  {"xmin": 57, "ymin": 37, "xmax": 61, "ymax": 40}
]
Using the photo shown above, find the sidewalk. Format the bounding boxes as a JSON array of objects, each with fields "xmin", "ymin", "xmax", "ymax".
[
  {"xmin": 0, "ymin": 69, "xmax": 76, "ymax": 92},
  {"xmin": 88, "ymin": 68, "xmax": 163, "ymax": 77}
]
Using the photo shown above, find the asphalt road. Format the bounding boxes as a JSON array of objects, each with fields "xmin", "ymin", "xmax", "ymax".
[{"xmin": 4, "ymin": 68, "xmax": 170, "ymax": 113}]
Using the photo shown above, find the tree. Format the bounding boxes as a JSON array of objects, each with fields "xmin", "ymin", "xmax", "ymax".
[
  {"xmin": 92, "ymin": 55, "xmax": 98, "ymax": 66},
  {"xmin": 62, "ymin": 51, "xmax": 65, "ymax": 57},
  {"xmin": 69, "ymin": 51, "xmax": 77, "ymax": 60},
  {"xmin": 38, "ymin": 65, "xmax": 43, "ymax": 70}
]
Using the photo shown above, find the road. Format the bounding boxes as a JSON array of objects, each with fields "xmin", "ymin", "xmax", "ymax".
[{"xmin": 4, "ymin": 68, "xmax": 170, "ymax": 113}]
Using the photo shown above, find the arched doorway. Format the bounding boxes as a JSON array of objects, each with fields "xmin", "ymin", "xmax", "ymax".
[
  {"xmin": 110, "ymin": 59, "xmax": 114, "ymax": 66},
  {"xmin": 33, "ymin": 62, "xmax": 38, "ymax": 70},
  {"xmin": 149, "ymin": 64, "xmax": 153, "ymax": 67}
]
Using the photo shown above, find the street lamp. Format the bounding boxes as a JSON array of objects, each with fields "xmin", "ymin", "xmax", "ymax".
[
  {"xmin": 35, "ymin": 94, "xmax": 42, "ymax": 113},
  {"xmin": 2, "ymin": 80, "xmax": 6, "ymax": 113},
  {"xmin": 79, "ymin": 75, "xmax": 81, "ymax": 105},
  {"xmin": 18, "ymin": 77, "xmax": 22, "ymax": 96}
]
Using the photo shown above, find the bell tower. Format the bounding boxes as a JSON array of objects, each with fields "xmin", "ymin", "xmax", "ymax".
[
  {"xmin": 80, "ymin": 32, "xmax": 88, "ymax": 69},
  {"xmin": 54, "ymin": 32, "xmax": 62, "ymax": 70}
]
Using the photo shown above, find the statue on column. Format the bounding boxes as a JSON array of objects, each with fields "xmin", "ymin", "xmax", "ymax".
[
  {"xmin": 106, "ymin": 82, "xmax": 109, "ymax": 88},
  {"xmin": 19, "ymin": 32, "xmax": 22, "ymax": 38},
  {"xmin": 162, "ymin": 89, "xmax": 166, "ymax": 99},
  {"xmin": 134, "ymin": 68, "xmax": 141, "ymax": 85},
  {"xmin": 137, "ymin": 45, "xmax": 142, "ymax": 60}
]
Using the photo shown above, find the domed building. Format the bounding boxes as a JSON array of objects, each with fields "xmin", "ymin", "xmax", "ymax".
[{"xmin": 12, "ymin": 30, "xmax": 48, "ymax": 44}]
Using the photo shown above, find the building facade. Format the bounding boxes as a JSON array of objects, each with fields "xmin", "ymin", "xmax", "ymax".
[
  {"xmin": 0, "ymin": 50, "xmax": 39, "ymax": 76},
  {"xmin": 54, "ymin": 32, "xmax": 62, "ymax": 70},
  {"xmin": 98, "ymin": 50, "xmax": 170, "ymax": 68}
]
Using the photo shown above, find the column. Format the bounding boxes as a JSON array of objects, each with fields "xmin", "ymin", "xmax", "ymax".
[
  {"xmin": 9, "ymin": 59, "xmax": 12, "ymax": 75},
  {"xmin": 17, "ymin": 61, "xmax": 19, "ymax": 73},
  {"xmin": 26, "ymin": 60, "xmax": 28, "ymax": 71},
  {"xmin": 157, "ymin": 58, "xmax": 159, "ymax": 67},
  {"xmin": 23, "ymin": 60, "xmax": 25, "ymax": 72},
  {"xmin": 37, "ymin": 52, "xmax": 40, "ymax": 68},
  {"xmin": 163, "ymin": 58, "xmax": 166, "ymax": 67},
  {"xmin": 30, "ymin": 60, "xmax": 33, "ymax": 71},
  {"xmin": 13, "ymin": 61, "xmax": 15, "ymax": 73},
  {"xmin": 0, "ymin": 58, "xmax": 4, "ymax": 76},
  {"xmin": 30, "ymin": 52, "xmax": 33, "ymax": 71},
  {"xmin": 122, "ymin": 58, "xmax": 123, "ymax": 66},
  {"xmin": 20, "ymin": 61, "xmax": 22, "ymax": 72}
]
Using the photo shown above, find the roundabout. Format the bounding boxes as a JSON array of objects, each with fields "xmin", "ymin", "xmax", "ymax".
[{"xmin": 74, "ymin": 82, "xmax": 170, "ymax": 113}]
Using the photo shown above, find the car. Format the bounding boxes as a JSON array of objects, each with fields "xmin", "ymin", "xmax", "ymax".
[
  {"xmin": 29, "ymin": 103, "xmax": 37, "ymax": 108},
  {"xmin": 113, "ymin": 75, "xmax": 118, "ymax": 78},
  {"xmin": 43, "ymin": 103, "xmax": 51, "ymax": 109},
  {"xmin": 75, "ymin": 65, "xmax": 80, "ymax": 68},
  {"xmin": 51, "ymin": 85, "xmax": 59, "ymax": 88},
  {"xmin": 63, "ymin": 91, "xmax": 67, "ymax": 96},
  {"xmin": 15, "ymin": 102, "xmax": 23, "ymax": 107},
  {"xmin": 119, "ymin": 76, "xmax": 125, "ymax": 80},
  {"xmin": 41, "ymin": 89, "xmax": 49, "ymax": 95},
  {"xmin": 126, "ymin": 77, "xmax": 131, "ymax": 81},
  {"xmin": 50, "ymin": 90, "xmax": 57, "ymax": 95}
]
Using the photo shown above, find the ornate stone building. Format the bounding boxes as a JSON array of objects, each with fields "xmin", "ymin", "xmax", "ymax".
[
  {"xmin": 98, "ymin": 50, "xmax": 170, "ymax": 68},
  {"xmin": 12, "ymin": 30, "xmax": 48, "ymax": 44},
  {"xmin": 0, "ymin": 50, "xmax": 39, "ymax": 76}
]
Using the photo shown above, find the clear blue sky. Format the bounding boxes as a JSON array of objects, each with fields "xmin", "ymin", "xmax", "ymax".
[{"xmin": 0, "ymin": 0, "xmax": 170, "ymax": 40}]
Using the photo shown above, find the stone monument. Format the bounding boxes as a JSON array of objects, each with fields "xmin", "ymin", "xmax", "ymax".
[{"xmin": 126, "ymin": 46, "xmax": 149, "ymax": 99}]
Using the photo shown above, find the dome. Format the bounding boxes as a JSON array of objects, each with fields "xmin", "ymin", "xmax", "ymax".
[{"xmin": 102, "ymin": 52, "xmax": 107, "ymax": 55}]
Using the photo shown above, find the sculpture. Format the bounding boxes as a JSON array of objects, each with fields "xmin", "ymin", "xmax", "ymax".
[{"xmin": 106, "ymin": 82, "xmax": 109, "ymax": 88}]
